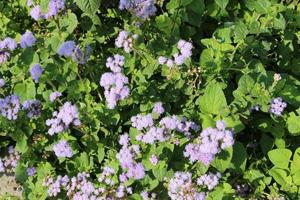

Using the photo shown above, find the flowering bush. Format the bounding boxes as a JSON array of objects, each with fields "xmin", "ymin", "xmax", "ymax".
[{"xmin": 0, "ymin": 0, "xmax": 300, "ymax": 199}]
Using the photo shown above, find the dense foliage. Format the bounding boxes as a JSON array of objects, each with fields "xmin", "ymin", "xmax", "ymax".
[{"xmin": 0, "ymin": 0, "xmax": 300, "ymax": 199}]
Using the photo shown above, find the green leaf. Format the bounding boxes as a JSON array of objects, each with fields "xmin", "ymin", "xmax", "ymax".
[
  {"xmin": 287, "ymin": 109, "xmax": 300, "ymax": 136},
  {"xmin": 260, "ymin": 134, "xmax": 274, "ymax": 155},
  {"xmin": 291, "ymin": 147, "xmax": 300, "ymax": 174},
  {"xmin": 212, "ymin": 147, "xmax": 233, "ymax": 172},
  {"xmin": 155, "ymin": 14, "xmax": 179, "ymax": 36},
  {"xmin": 293, "ymin": 170, "xmax": 300, "ymax": 185},
  {"xmin": 231, "ymin": 142, "xmax": 247, "ymax": 172},
  {"xmin": 75, "ymin": 0, "xmax": 101, "ymax": 15},
  {"xmin": 13, "ymin": 80, "xmax": 36, "ymax": 103},
  {"xmin": 15, "ymin": 164, "xmax": 28, "ymax": 182},
  {"xmin": 97, "ymin": 144, "xmax": 105, "ymax": 163},
  {"xmin": 269, "ymin": 167, "xmax": 288, "ymax": 186},
  {"xmin": 215, "ymin": 0, "xmax": 229, "ymax": 10},
  {"xmin": 60, "ymin": 12, "xmax": 78, "ymax": 34},
  {"xmin": 199, "ymin": 83, "xmax": 227, "ymax": 114},
  {"xmin": 268, "ymin": 148, "xmax": 292, "ymax": 169}
]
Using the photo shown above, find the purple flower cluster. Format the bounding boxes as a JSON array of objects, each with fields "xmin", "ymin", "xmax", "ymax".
[
  {"xmin": 49, "ymin": 91, "xmax": 62, "ymax": 102},
  {"xmin": 152, "ymin": 102, "xmax": 164, "ymax": 115},
  {"xmin": 184, "ymin": 120, "xmax": 234, "ymax": 166},
  {"xmin": 0, "ymin": 51, "xmax": 10, "ymax": 64},
  {"xmin": 131, "ymin": 114, "xmax": 154, "ymax": 130},
  {"xmin": 269, "ymin": 97, "xmax": 287, "ymax": 117},
  {"xmin": 119, "ymin": 0, "xmax": 157, "ymax": 19},
  {"xmin": 57, "ymin": 41, "xmax": 91, "ymax": 64},
  {"xmin": 0, "ymin": 37, "xmax": 17, "ymax": 64},
  {"xmin": 158, "ymin": 39, "xmax": 193, "ymax": 68},
  {"xmin": 27, "ymin": 167, "xmax": 37, "ymax": 176},
  {"xmin": 100, "ymin": 56, "xmax": 130, "ymax": 109},
  {"xmin": 0, "ymin": 37, "xmax": 17, "ymax": 51},
  {"xmin": 168, "ymin": 171, "xmax": 206, "ymax": 200},
  {"xmin": 28, "ymin": 0, "xmax": 65, "ymax": 21},
  {"xmin": 30, "ymin": 64, "xmax": 43, "ymax": 83},
  {"xmin": 20, "ymin": 31, "xmax": 36, "ymax": 48},
  {"xmin": 149, "ymin": 154, "xmax": 158, "ymax": 166},
  {"xmin": 115, "ymin": 30, "xmax": 138, "ymax": 53},
  {"xmin": 46, "ymin": 102, "xmax": 81, "ymax": 135},
  {"xmin": 0, "ymin": 146, "xmax": 20, "ymax": 173},
  {"xmin": 140, "ymin": 191, "xmax": 157, "ymax": 200},
  {"xmin": 132, "ymin": 108, "xmax": 199, "ymax": 144},
  {"xmin": 44, "ymin": 169, "xmax": 133, "ymax": 199},
  {"xmin": 0, "ymin": 94, "xmax": 21, "ymax": 120},
  {"xmin": 0, "ymin": 79, "xmax": 5, "ymax": 88},
  {"xmin": 106, "ymin": 54, "xmax": 125, "ymax": 73},
  {"xmin": 116, "ymin": 133, "xmax": 146, "ymax": 181},
  {"xmin": 53, "ymin": 140, "xmax": 73, "ymax": 158},
  {"xmin": 197, "ymin": 172, "xmax": 221, "ymax": 190},
  {"xmin": 22, "ymin": 99, "xmax": 42, "ymax": 118}
]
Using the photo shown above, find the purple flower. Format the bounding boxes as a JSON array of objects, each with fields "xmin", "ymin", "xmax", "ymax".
[
  {"xmin": 49, "ymin": 91, "xmax": 62, "ymax": 102},
  {"xmin": 46, "ymin": 102, "xmax": 80, "ymax": 135},
  {"xmin": 131, "ymin": 114, "xmax": 154, "ymax": 130},
  {"xmin": 30, "ymin": 64, "xmax": 43, "ymax": 83},
  {"xmin": 168, "ymin": 171, "xmax": 206, "ymax": 200},
  {"xmin": 149, "ymin": 154, "xmax": 158, "ymax": 165},
  {"xmin": 27, "ymin": 167, "xmax": 37, "ymax": 176},
  {"xmin": 20, "ymin": 31, "xmax": 36, "ymax": 48},
  {"xmin": 152, "ymin": 102, "xmax": 164, "ymax": 115},
  {"xmin": 45, "ymin": 0, "xmax": 65, "ymax": 19},
  {"xmin": 100, "ymin": 72, "xmax": 130, "ymax": 109},
  {"xmin": 53, "ymin": 140, "xmax": 73, "ymax": 158},
  {"xmin": 269, "ymin": 97, "xmax": 287, "ymax": 117},
  {"xmin": 115, "ymin": 30, "xmax": 137, "ymax": 53},
  {"xmin": 106, "ymin": 54, "xmax": 125, "ymax": 73},
  {"xmin": 126, "ymin": 162, "xmax": 145, "ymax": 180},
  {"xmin": 0, "ymin": 51, "xmax": 10, "ymax": 64},
  {"xmin": 22, "ymin": 100, "xmax": 42, "ymax": 118},
  {"xmin": 184, "ymin": 121, "xmax": 234, "ymax": 166},
  {"xmin": 158, "ymin": 56, "xmax": 167, "ymax": 65},
  {"xmin": 0, "ymin": 95, "xmax": 21, "ymax": 120},
  {"xmin": 0, "ymin": 38, "xmax": 17, "ymax": 51},
  {"xmin": 57, "ymin": 41, "xmax": 76, "ymax": 57},
  {"xmin": 197, "ymin": 172, "xmax": 221, "ymax": 190},
  {"xmin": 119, "ymin": 0, "xmax": 157, "ymax": 19},
  {"xmin": 0, "ymin": 79, "xmax": 5, "ymax": 88},
  {"xmin": 30, "ymin": 5, "xmax": 42, "ymax": 21}
]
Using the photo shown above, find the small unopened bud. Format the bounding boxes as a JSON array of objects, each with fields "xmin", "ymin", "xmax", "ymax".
[{"xmin": 274, "ymin": 73, "xmax": 281, "ymax": 82}]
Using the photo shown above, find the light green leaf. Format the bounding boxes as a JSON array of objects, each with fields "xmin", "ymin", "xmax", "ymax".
[
  {"xmin": 268, "ymin": 148, "xmax": 292, "ymax": 169},
  {"xmin": 215, "ymin": 0, "xmax": 229, "ymax": 10},
  {"xmin": 14, "ymin": 80, "xmax": 36, "ymax": 103},
  {"xmin": 199, "ymin": 83, "xmax": 227, "ymax": 114},
  {"xmin": 75, "ymin": 0, "xmax": 101, "ymax": 15},
  {"xmin": 212, "ymin": 147, "xmax": 233, "ymax": 172}
]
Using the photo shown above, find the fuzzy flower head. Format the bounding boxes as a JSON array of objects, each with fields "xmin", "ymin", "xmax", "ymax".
[
  {"xmin": 184, "ymin": 121, "xmax": 234, "ymax": 166},
  {"xmin": 58, "ymin": 41, "xmax": 76, "ymax": 57},
  {"xmin": 0, "ymin": 79, "xmax": 5, "ymax": 88},
  {"xmin": 49, "ymin": 91, "xmax": 62, "ymax": 102},
  {"xmin": 0, "ymin": 51, "xmax": 10, "ymax": 64},
  {"xmin": 0, "ymin": 37, "xmax": 17, "ymax": 51},
  {"xmin": 27, "ymin": 167, "xmax": 37, "ymax": 176},
  {"xmin": 30, "ymin": 64, "xmax": 43, "ymax": 83},
  {"xmin": 152, "ymin": 102, "xmax": 164, "ymax": 115},
  {"xmin": 45, "ymin": 0, "xmax": 65, "ymax": 19},
  {"xmin": 115, "ymin": 30, "xmax": 137, "ymax": 53},
  {"xmin": 20, "ymin": 31, "xmax": 36, "ymax": 48},
  {"xmin": 119, "ymin": 0, "xmax": 157, "ymax": 19},
  {"xmin": 22, "ymin": 100, "xmax": 42, "ymax": 118},
  {"xmin": 46, "ymin": 102, "xmax": 80, "ymax": 135},
  {"xmin": 30, "ymin": 5, "xmax": 42, "ymax": 21},
  {"xmin": 0, "ymin": 95, "xmax": 21, "ymax": 120},
  {"xmin": 168, "ymin": 171, "xmax": 206, "ymax": 200},
  {"xmin": 53, "ymin": 140, "xmax": 73, "ymax": 158},
  {"xmin": 269, "ymin": 97, "xmax": 287, "ymax": 117}
]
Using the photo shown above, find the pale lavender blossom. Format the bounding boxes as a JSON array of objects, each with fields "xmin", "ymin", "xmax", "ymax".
[
  {"xmin": 49, "ymin": 91, "xmax": 62, "ymax": 102},
  {"xmin": 197, "ymin": 172, "xmax": 221, "ymax": 190},
  {"xmin": 0, "ymin": 51, "xmax": 10, "ymax": 64},
  {"xmin": 44, "ymin": 0, "xmax": 65, "ymax": 19},
  {"xmin": 0, "ymin": 37, "xmax": 17, "ymax": 51},
  {"xmin": 20, "ymin": 31, "xmax": 36, "ymax": 48},
  {"xmin": 27, "ymin": 167, "xmax": 37, "ymax": 176},
  {"xmin": 0, "ymin": 95, "xmax": 21, "ymax": 120},
  {"xmin": 149, "ymin": 154, "xmax": 158, "ymax": 165},
  {"xmin": 119, "ymin": 0, "xmax": 157, "ymax": 19},
  {"xmin": 131, "ymin": 114, "xmax": 154, "ymax": 130},
  {"xmin": 115, "ymin": 30, "xmax": 137, "ymax": 53},
  {"xmin": 152, "ymin": 102, "xmax": 164, "ymax": 115},
  {"xmin": 30, "ymin": 64, "xmax": 43, "ymax": 83},
  {"xmin": 269, "ymin": 97, "xmax": 287, "ymax": 117},
  {"xmin": 30, "ymin": 5, "xmax": 42, "ymax": 21},
  {"xmin": 22, "ymin": 100, "xmax": 42, "ymax": 118},
  {"xmin": 0, "ymin": 79, "xmax": 5, "ymax": 88},
  {"xmin": 53, "ymin": 140, "xmax": 73, "ymax": 158}
]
